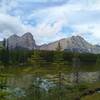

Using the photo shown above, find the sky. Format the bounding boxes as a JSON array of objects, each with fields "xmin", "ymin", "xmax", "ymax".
[{"xmin": 0, "ymin": 0, "xmax": 100, "ymax": 45}]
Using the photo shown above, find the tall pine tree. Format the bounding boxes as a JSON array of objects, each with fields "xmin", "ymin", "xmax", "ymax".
[
  {"xmin": 1, "ymin": 39, "xmax": 10, "ymax": 66},
  {"xmin": 56, "ymin": 42, "xmax": 62, "ymax": 51}
]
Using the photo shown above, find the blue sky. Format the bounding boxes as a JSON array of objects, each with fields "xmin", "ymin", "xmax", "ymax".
[{"xmin": 0, "ymin": 0, "xmax": 100, "ymax": 44}]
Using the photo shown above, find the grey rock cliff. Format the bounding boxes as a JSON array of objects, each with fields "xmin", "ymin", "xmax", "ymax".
[
  {"xmin": 39, "ymin": 36, "xmax": 100, "ymax": 54},
  {"xmin": 6, "ymin": 33, "xmax": 100, "ymax": 54},
  {"xmin": 7, "ymin": 32, "xmax": 36, "ymax": 50}
]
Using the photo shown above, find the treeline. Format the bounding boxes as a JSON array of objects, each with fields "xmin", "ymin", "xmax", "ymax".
[
  {"xmin": 0, "ymin": 47, "xmax": 100, "ymax": 66},
  {"xmin": 29, "ymin": 50, "xmax": 99, "ymax": 65},
  {"xmin": 0, "ymin": 49, "xmax": 32, "ymax": 66}
]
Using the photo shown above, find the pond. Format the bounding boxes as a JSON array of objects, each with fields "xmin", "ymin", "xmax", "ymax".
[
  {"xmin": 0, "ymin": 65, "xmax": 100, "ymax": 100},
  {"xmin": 0, "ymin": 71, "xmax": 100, "ymax": 100}
]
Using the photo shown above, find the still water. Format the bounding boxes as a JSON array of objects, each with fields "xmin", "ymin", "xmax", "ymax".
[{"xmin": 0, "ymin": 70, "xmax": 100, "ymax": 100}]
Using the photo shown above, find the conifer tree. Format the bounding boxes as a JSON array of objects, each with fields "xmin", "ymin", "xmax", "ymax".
[
  {"xmin": 56, "ymin": 42, "xmax": 62, "ymax": 51},
  {"xmin": 96, "ymin": 55, "xmax": 100, "ymax": 67},
  {"xmin": 1, "ymin": 39, "xmax": 10, "ymax": 66}
]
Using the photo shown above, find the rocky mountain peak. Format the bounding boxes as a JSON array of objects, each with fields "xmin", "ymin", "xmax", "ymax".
[
  {"xmin": 7, "ymin": 32, "xmax": 36, "ymax": 50},
  {"xmin": 4, "ymin": 33, "xmax": 100, "ymax": 54},
  {"xmin": 9, "ymin": 34, "xmax": 20, "ymax": 39},
  {"xmin": 71, "ymin": 35, "xmax": 85, "ymax": 41},
  {"xmin": 22, "ymin": 32, "xmax": 33, "ymax": 37},
  {"xmin": 39, "ymin": 35, "xmax": 100, "ymax": 54}
]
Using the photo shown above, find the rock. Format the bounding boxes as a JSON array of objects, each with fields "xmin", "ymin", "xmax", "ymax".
[
  {"xmin": 6, "ymin": 33, "xmax": 100, "ymax": 53},
  {"xmin": 19, "ymin": 32, "xmax": 36, "ymax": 50},
  {"xmin": 7, "ymin": 32, "xmax": 36, "ymax": 50},
  {"xmin": 39, "ymin": 35, "xmax": 100, "ymax": 54},
  {"xmin": 7, "ymin": 34, "xmax": 20, "ymax": 49}
]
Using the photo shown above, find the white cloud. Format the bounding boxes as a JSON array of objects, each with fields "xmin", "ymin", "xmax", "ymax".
[
  {"xmin": 0, "ymin": 0, "xmax": 100, "ymax": 45},
  {"xmin": 0, "ymin": 14, "xmax": 23, "ymax": 36}
]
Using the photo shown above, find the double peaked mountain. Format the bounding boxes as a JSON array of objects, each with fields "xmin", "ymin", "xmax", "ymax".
[{"xmin": 7, "ymin": 32, "xmax": 36, "ymax": 50}]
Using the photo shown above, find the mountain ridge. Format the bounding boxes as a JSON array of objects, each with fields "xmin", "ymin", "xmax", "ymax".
[
  {"xmin": 1, "ymin": 32, "xmax": 100, "ymax": 54},
  {"xmin": 39, "ymin": 35, "xmax": 100, "ymax": 54}
]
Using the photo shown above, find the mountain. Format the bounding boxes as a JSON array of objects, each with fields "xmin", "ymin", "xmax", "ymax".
[
  {"xmin": 4, "ymin": 33, "xmax": 100, "ymax": 54},
  {"xmin": 7, "ymin": 32, "xmax": 37, "ymax": 50},
  {"xmin": 39, "ymin": 36, "xmax": 100, "ymax": 54}
]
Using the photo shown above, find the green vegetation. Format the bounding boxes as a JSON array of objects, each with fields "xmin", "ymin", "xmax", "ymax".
[
  {"xmin": 81, "ymin": 93, "xmax": 100, "ymax": 100},
  {"xmin": 0, "ymin": 42, "xmax": 3, "ymax": 50},
  {"xmin": 0, "ymin": 41, "xmax": 100, "ymax": 100},
  {"xmin": 0, "ymin": 49, "xmax": 99, "ymax": 68}
]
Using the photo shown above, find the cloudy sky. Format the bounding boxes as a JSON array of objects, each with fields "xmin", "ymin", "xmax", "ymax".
[{"xmin": 0, "ymin": 0, "xmax": 100, "ymax": 44}]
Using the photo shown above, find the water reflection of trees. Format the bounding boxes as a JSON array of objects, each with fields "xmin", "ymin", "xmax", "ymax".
[{"xmin": 72, "ymin": 53, "xmax": 81, "ymax": 84}]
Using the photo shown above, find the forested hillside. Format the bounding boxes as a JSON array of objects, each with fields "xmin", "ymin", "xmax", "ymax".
[{"xmin": 0, "ymin": 48, "xmax": 100, "ymax": 67}]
